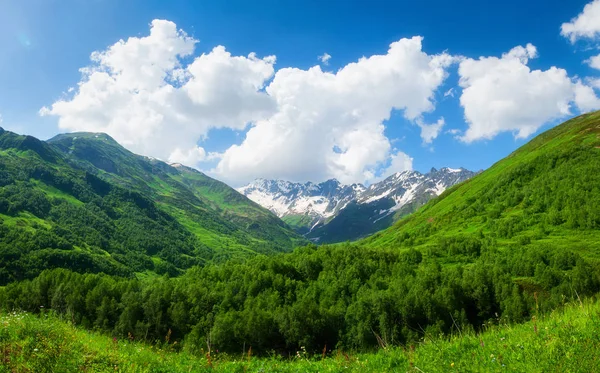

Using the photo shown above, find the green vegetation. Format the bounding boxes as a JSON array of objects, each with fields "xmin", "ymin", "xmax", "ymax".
[
  {"xmin": 363, "ymin": 111, "xmax": 600, "ymax": 256},
  {"xmin": 281, "ymin": 214, "xmax": 315, "ymax": 233},
  {"xmin": 0, "ymin": 128, "xmax": 304, "ymax": 284},
  {"xmin": 1, "ymin": 299, "xmax": 599, "ymax": 372},
  {"xmin": 1, "ymin": 112, "xmax": 600, "ymax": 369},
  {"xmin": 1, "ymin": 240, "xmax": 596, "ymax": 354}
]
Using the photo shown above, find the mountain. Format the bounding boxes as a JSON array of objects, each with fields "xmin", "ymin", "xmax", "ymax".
[
  {"xmin": 238, "ymin": 178, "xmax": 365, "ymax": 232},
  {"xmin": 238, "ymin": 167, "xmax": 476, "ymax": 243},
  {"xmin": 0, "ymin": 129, "xmax": 304, "ymax": 284}
]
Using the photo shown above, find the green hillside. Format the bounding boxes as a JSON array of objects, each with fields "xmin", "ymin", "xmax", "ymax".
[
  {"xmin": 364, "ymin": 111, "xmax": 600, "ymax": 260},
  {"xmin": 0, "ymin": 129, "xmax": 304, "ymax": 284},
  {"xmin": 48, "ymin": 132, "xmax": 304, "ymax": 257}
]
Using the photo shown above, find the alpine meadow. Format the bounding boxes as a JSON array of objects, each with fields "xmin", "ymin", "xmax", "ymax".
[{"xmin": 2, "ymin": 1, "xmax": 600, "ymax": 372}]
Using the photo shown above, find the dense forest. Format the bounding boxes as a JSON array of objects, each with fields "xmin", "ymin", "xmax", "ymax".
[
  {"xmin": 1, "ymin": 241, "xmax": 597, "ymax": 354},
  {"xmin": 1, "ymin": 112, "xmax": 600, "ymax": 356}
]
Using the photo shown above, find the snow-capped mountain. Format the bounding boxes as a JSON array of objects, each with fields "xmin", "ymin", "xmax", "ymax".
[
  {"xmin": 238, "ymin": 167, "xmax": 476, "ymax": 242},
  {"xmin": 238, "ymin": 179, "xmax": 366, "ymax": 232}
]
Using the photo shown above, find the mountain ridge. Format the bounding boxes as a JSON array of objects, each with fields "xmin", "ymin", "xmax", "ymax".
[{"xmin": 238, "ymin": 167, "xmax": 477, "ymax": 242}]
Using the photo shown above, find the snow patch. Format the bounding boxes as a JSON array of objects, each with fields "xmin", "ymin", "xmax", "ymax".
[
  {"xmin": 361, "ymin": 188, "xmax": 394, "ymax": 204},
  {"xmin": 244, "ymin": 190, "xmax": 291, "ymax": 217}
]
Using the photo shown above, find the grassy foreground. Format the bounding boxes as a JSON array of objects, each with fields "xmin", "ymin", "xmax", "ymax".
[{"xmin": 1, "ymin": 300, "xmax": 599, "ymax": 372}]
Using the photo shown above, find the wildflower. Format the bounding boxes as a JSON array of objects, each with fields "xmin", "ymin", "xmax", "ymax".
[
  {"xmin": 451, "ymin": 362, "xmax": 455, "ymax": 367},
  {"xmin": 34, "ymin": 348, "xmax": 39, "ymax": 352}
]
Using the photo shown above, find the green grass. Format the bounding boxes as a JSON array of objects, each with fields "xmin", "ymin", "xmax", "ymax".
[
  {"xmin": 34, "ymin": 180, "xmax": 84, "ymax": 206},
  {"xmin": 361, "ymin": 111, "xmax": 600, "ymax": 264},
  {"xmin": 2, "ymin": 300, "xmax": 599, "ymax": 372},
  {"xmin": 0, "ymin": 212, "xmax": 52, "ymax": 232},
  {"xmin": 282, "ymin": 214, "xmax": 315, "ymax": 230}
]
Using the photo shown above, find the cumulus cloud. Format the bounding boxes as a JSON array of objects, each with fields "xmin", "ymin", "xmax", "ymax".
[
  {"xmin": 416, "ymin": 118, "xmax": 445, "ymax": 144},
  {"xmin": 41, "ymin": 20, "xmax": 276, "ymax": 165},
  {"xmin": 42, "ymin": 22, "xmax": 454, "ymax": 185},
  {"xmin": 383, "ymin": 151, "xmax": 413, "ymax": 176},
  {"xmin": 215, "ymin": 37, "xmax": 455, "ymax": 184},
  {"xmin": 318, "ymin": 53, "xmax": 332, "ymax": 65},
  {"xmin": 561, "ymin": 0, "xmax": 600, "ymax": 43},
  {"xmin": 586, "ymin": 53, "xmax": 600, "ymax": 69},
  {"xmin": 457, "ymin": 43, "xmax": 600, "ymax": 142},
  {"xmin": 574, "ymin": 80, "xmax": 600, "ymax": 111}
]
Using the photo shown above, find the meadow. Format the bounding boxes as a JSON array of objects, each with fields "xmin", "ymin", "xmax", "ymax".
[{"xmin": 1, "ymin": 299, "xmax": 599, "ymax": 372}]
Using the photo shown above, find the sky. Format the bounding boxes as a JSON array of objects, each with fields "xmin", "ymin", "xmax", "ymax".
[{"xmin": 1, "ymin": 0, "xmax": 600, "ymax": 186}]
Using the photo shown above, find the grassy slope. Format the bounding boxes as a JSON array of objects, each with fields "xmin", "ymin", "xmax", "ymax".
[
  {"xmin": 47, "ymin": 133, "xmax": 304, "ymax": 256},
  {"xmin": 0, "ymin": 129, "xmax": 306, "ymax": 283},
  {"xmin": 4, "ymin": 131, "xmax": 301, "ymax": 256},
  {"xmin": 363, "ymin": 112, "xmax": 600, "ymax": 261},
  {"xmin": 1, "ymin": 299, "xmax": 598, "ymax": 372}
]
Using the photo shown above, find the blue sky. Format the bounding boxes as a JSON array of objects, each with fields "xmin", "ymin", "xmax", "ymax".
[{"xmin": 1, "ymin": 0, "xmax": 600, "ymax": 186}]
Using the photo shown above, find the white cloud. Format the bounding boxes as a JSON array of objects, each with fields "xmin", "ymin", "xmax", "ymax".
[
  {"xmin": 587, "ymin": 76, "xmax": 600, "ymax": 89},
  {"xmin": 457, "ymin": 43, "xmax": 600, "ymax": 142},
  {"xmin": 318, "ymin": 53, "xmax": 332, "ymax": 65},
  {"xmin": 416, "ymin": 118, "xmax": 445, "ymax": 144},
  {"xmin": 168, "ymin": 146, "xmax": 207, "ymax": 165},
  {"xmin": 561, "ymin": 0, "xmax": 600, "ymax": 43},
  {"xmin": 586, "ymin": 53, "xmax": 600, "ymax": 69},
  {"xmin": 574, "ymin": 80, "xmax": 600, "ymax": 111},
  {"xmin": 40, "ymin": 20, "xmax": 276, "ymax": 165},
  {"xmin": 215, "ymin": 37, "xmax": 455, "ymax": 184},
  {"xmin": 40, "ymin": 21, "xmax": 455, "ymax": 185},
  {"xmin": 384, "ymin": 151, "xmax": 414, "ymax": 176},
  {"xmin": 443, "ymin": 88, "xmax": 455, "ymax": 98}
]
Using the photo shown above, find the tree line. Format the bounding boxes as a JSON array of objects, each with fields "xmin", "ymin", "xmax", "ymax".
[{"xmin": 1, "ymin": 240, "xmax": 597, "ymax": 355}]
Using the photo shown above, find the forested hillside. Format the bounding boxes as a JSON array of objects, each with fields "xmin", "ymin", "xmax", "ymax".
[
  {"xmin": 0, "ymin": 129, "xmax": 304, "ymax": 284},
  {"xmin": 1, "ymin": 112, "xmax": 600, "ymax": 356}
]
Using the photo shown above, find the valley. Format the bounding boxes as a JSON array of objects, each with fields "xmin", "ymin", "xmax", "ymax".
[{"xmin": 3, "ymin": 1, "xmax": 600, "ymax": 370}]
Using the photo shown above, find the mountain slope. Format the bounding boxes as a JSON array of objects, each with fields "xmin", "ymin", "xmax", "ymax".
[
  {"xmin": 0, "ymin": 129, "xmax": 303, "ymax": 284},
  {"xmin": 239, "ymin": 168, "xmax": 476, "ymax": 243},
  {"xmin": 48, "ymin": 132, "xmax": 303, "ymax": 256},
  {"xmin": 363, "ymin": 111, "xmax": 600, "ymax": 258}
]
